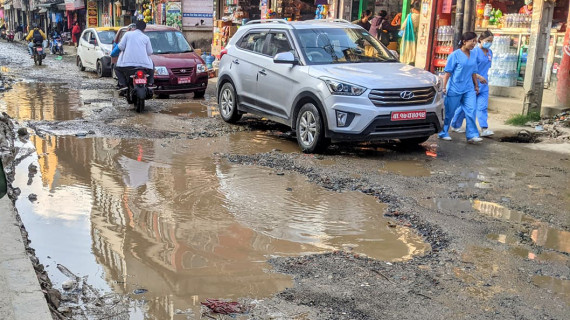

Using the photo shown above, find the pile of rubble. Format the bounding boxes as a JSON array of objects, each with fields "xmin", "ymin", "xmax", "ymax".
[{"xmin": 528, "ymin": 111, "xmax": 570, "ymax": 141}]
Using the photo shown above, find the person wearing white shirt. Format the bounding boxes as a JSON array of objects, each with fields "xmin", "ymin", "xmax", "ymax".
[{"xmin": 116, "ymin": 20, "xmax": 154, "ymax": 88}]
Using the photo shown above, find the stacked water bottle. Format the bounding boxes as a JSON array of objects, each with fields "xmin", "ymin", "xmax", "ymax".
[{"xmin": 488, "ymin": 36, "xmax": 518, "ymax": 87}]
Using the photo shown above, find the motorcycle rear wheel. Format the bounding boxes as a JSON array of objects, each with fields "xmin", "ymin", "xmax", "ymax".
[{"xmin": 135, "ymin": 97, "xmax": 145, "ymax": 113}]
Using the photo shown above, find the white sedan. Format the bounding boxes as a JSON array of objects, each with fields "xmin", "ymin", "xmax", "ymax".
[{"xmin": 76, "ymin": 27, "xmax": 119, "ymax": 77}]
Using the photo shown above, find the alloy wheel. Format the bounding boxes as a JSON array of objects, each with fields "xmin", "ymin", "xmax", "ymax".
[
  {"xmin": 299, "ymin": 110, "xmax": 317, "ymax": 146},
  {"xmin": 220, "ymin": 88, "xmax": 233, "ymax": 117}
]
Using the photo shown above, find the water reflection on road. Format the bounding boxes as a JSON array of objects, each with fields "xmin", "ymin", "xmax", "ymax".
[{"xmin": 14, "ymin": 132, "xmax": 429, "ymax": 318}]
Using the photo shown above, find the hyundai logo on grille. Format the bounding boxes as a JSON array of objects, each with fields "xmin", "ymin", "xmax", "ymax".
[
  {"xmin": 400, "ymin": 91, "xmax": 415, "ymax": 100},
  {"xmin": 180, "ymin": 69, "xmax": 187, "ymax": 73}
]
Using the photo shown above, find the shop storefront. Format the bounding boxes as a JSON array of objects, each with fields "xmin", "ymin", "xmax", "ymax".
[
  {"xmin": 414, "ymin": 0, "xmax": 568, "ymax": 93},
  {"xmin": 65, "ymin": 0, "xmax": 86, "ymax": 30}
]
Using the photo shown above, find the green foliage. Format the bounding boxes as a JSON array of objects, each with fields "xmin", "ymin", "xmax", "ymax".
[{"xmin": 505, "ymin": 112, "xmax": 541, "ymax": 126}]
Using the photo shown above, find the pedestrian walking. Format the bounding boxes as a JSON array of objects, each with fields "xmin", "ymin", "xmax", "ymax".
[
  {"xmin": 16, "ymin": 24, "xmax": 23, "ymax": 41},
  {"xmin": 451, "ymin": 30, "xmax": 495, "ymax": 137},
  {"xmin": 399, "ymin": 1, "xmax": 420, "ymax": 65},
  {"xmin": 353, "ymin": 10, "xmax": 372, "ymax": 32},
  {"xmin": 438, "ymin": 32, "xmax": 483, "ymax": 144},
  {"xmin": 71, "ymin": 22, "xmax": 81, "ymax": 47}
]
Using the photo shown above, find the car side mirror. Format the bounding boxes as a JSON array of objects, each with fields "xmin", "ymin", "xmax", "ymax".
[
  {"xmin": 273, "ymin": 52, "xmax": 298, "ymax": 65},
  {"xmin": 390, "ymin": 50, "xmax": 399, "ymax": 60}
]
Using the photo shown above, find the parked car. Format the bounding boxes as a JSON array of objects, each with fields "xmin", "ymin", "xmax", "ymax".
[
  {"xmin": 217, "ymin": 19, "xmax": 444, "ymax": 153},
  {"xmin": 76, "ymin": 27, "xmax": 120, "ymax": 77},
  {"xmin": 112, "ymin": 25, "xmax": 208, "ymax": 98}
]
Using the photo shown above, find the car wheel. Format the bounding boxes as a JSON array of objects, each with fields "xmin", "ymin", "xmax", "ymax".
[
  {"xmin": 296, "ymin": 103, "xmax": 329, "ymax": 153},
  {"xmin": 194, "ymin": 90, "xmax": 206, "ymax": 99},
  {"xmin": 399, "ymin": 136, "xmax": 430, "ymax": 145},
  {"xmin": 96, "ymin": 60, "xmax": 104, "ymax": 77},
  {"xmin": 77, "ymin": 56, "xmax": 85, "ymax": 71},
  {"xmin": 218, "ymin": 82, "xmax": 242, "ymax": 123}
]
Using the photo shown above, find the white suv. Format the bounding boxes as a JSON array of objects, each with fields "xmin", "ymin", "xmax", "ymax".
[{"xmin": 217, "ymin": 20, "xmax": 444, "ymax": 153}]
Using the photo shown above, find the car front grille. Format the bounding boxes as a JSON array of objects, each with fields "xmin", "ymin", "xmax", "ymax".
[
  {"xmin": 171, "ymin": 68, "xmax": 193, "ymax": 76},
  {"xmin": 369, "ymin": 87, "xmax": 436, "ymax": 107}
]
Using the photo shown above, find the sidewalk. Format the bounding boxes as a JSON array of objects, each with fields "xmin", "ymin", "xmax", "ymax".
[{"xmin": 0, "ymin": 197, "xmax": 52, "ymax": 320}]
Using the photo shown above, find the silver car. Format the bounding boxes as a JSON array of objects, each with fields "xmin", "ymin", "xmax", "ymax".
[{"xmin": 217, "ymin": 19, "xmax": 444, "ymax": 153}]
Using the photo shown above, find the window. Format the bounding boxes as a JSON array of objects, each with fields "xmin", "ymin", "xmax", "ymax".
[
  {"xmin": 97, "ymin": 31, "xmax": 116, "ymax": 45},
  {"xmin": 82, "ymin": 31, "xmax": 90, "ymax": 42},
  {"xmin": 147, "ymin": 31, "xmax": 192, "ymax": 54},
  {"xmin": 264, "ymin": 32, "xmax": 293, "ymax": 57},
  {"xmin": 237, "ymin": 31, "xmax": 268, "ymax": 54}
]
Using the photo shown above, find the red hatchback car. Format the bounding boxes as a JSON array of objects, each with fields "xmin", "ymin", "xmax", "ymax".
[{"xmin": 112, "ymin": 25, "xmax": 208, "ymax": 98}]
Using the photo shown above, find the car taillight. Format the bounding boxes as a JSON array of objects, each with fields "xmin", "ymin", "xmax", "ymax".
[
  {"xmin": 136, "ymin": 70, "xmax": 144, "ymax": 79},
  {"xmin": 220, "ymin": 48, "xmax": 228, "ymax": 60}
]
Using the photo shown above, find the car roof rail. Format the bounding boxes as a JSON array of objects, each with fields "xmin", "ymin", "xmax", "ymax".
[
  {"xmin": 246, "ymin": 19, "xmax": 292, "ymax": 26},
  {"xmin": 306, "ymin": 19, "xmax": 352, "ymax": 24}
]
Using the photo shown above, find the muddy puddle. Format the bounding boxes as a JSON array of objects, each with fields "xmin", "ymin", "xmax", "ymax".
[
  {"xmin": 379, "ymin": 160, "xmax": 431, "ymax": 177},
  {"xmin": 0, "ymin": 82, "xmax": 90, "ymax": 121},
  {"xmin": 532, "ymin": 276, "xmax": 570, "ymax": 302},
  {"xmin": 159, "ymin": 101, "xmax": 218, "ymax": 118},
  {"xmin": 13, "ymin": 133, "xmax": 429, "ymax": 318}
]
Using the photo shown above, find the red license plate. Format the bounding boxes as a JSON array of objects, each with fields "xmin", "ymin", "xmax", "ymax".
[
  {"xmin": 37, "ymin": 48, "xmax": 43, "ymax": 52},
  {"xmin": 178, "ymin": 77, "xmax": 191, "ymax": 84},
  {"xmin": 391, "ymin": 110, "xmax": 427, "ymax": 121},
  {"xmin": 133, "ymin": 78, "xmax": 147, "ymax": 85}
]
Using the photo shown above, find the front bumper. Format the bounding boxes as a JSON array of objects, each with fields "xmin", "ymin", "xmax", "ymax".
[
  {"xmin": 324, "ymin": 91, "xmax": 444, "ymax": 141},
  {"xmin": 153, "ymin": 74, "xmax": 208, "ymax": 94}
]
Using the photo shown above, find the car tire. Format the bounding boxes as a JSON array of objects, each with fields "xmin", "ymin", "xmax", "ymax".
[
  {"xmin": 194, "ymin": 90, "xmax": 206, "ymax": 99},
  {"xmin": 400, "ymin": 136, "xmax": 430, "ymax": 145},
  {"xmin": 296, "ymin": 103, "xmax": 329, "ymax": 153},
  {"xmin": 96, "ymin": 60, "xmax": 104, "ymax": 78},
  {"xmin": 77, "ymin": 56, "xmax": 85, "ymax": 71},
  {"xmin": 218, "ymin": 82, "xmax": 242, "ymax": 123}
]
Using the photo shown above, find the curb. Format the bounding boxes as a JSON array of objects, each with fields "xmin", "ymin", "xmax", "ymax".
[{"xmin": 0, "ymin": 197, "xmax": 52, "ymax": 320}]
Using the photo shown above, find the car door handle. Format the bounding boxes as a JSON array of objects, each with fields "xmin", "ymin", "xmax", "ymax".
[
  {"xmin": 232, "ymin": 59, "xmax": 239, "ymax": 64},
  {"xmin": 259, "ymin": 69, "xmax": 267, "ymax": 76}
]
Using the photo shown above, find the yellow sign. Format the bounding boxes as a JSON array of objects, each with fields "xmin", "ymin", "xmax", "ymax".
[{"xmin": 87, "ymin": 1, "xmax": 98, "ymax": 27}]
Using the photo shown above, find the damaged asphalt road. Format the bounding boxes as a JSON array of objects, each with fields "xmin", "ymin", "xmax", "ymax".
[{"xmin": 1, "ymin": 41, "xmax": 569, "ymax": 320}]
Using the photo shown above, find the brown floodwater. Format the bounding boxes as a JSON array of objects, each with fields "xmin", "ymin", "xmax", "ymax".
[
  {"xmin": 0, "ymin": 82, "xmax": 84, "ymax": 121},
  {"xmin": 13, "ymin": 133, "xmax": 429, "ymax": 318},
  {"xmin": 532, "ymin": 276, "xmax": 570, "ymax": 303},
  {"xmin": 159, "ymin": 101, "xmax": 218, "ymax": 118},
  {"xmin": 379, "ymin": 160, "xmax": 431, "ymax": 177}
]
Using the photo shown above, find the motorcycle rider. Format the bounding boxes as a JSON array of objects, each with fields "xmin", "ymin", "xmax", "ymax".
[
  {"xmin": 115, "ymin": 20, "xmax": 154, "ymax": 90},
  {"xmin": 25, "ymin": 23, "xmax": 47, "ymax": 58}
]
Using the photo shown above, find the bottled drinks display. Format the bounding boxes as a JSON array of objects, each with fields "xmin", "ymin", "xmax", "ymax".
[
  {"xmin": 504, "ymin": 14, "xmax": 532, "ymax": 29},
  {"xmin": 436, "ymin": 25, "xmax": 454, "ymax": 46},
  {"xmin": 488, "ymin": 36, "xmax": 518, "ymax": 87}
]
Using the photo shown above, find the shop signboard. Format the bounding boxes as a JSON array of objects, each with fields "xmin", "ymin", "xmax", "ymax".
[
  {"xmin": 182, "ymin": 0, "xmax": 213, "ymax": 28},
  {"xmin": 414, "ymin": 0, "xmax": 435, "ymax": 70},
  {"xmin": 87, "ymin": 1, "xmax": 98, "ymax": 27},
  {"xmin": 165, "ymin": 2, "xmax": 182, "ymax": 30},
  {"xmin": 65, "ymin": 0, "xmax": 85, "ymax": 10}
]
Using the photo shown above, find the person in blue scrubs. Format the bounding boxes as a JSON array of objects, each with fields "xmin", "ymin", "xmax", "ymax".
[
  {"xmin": 451, "ymin": 30, "xmax": 494, "ymax": 137},
  {"xmin": 438, "ymin": 32, "xmax": 482, "ymax": 143}
]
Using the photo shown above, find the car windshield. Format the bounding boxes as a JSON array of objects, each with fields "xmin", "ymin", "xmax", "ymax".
[
  {"xmin": 97, "ymin": 31, "xmax": 116, "ymax": 45},
  {"xmin": 147, "ymin": 31, "xmax": 193, "ymax": 54},
  {"xmin": 296, "ymin": 28, "xmax": 397, "ymax": 64}
]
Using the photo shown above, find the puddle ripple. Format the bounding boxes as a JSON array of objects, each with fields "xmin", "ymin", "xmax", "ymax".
[{"xmin": 13, "ymin": 134, "xmax": 429, "ymax": 318}]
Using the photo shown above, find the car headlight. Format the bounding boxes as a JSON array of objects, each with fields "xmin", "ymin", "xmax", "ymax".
[
  {"xmin": 154, "ymin": 66, "xmax": 168, "ymax": 76},
  {"xmin": 322, "ymin": 78, "xmax": 366, "ymax": 96},
  {"xmin": 435, "ymin": 76, "xmax": 443, "ymax": 92},
  {"xmin": 102, "ymin": 48, "xmax": 110, "ymax": 56},
  {"xmin": 196, "ymin": 64, "xmax": 207, "ymax": 73}
]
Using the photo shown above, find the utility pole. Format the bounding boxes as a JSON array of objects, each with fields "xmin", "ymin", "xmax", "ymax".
[
  {"xmin": 453, "ymin": 0, "xmax": 465, "ymax": 49},
  {"xmin": 463, "ymin": 0, "xmax": 475, "ymax": 32},
  {"xmin": 523, "ymin": 0, "xmax": 555, "ymax": 115}
]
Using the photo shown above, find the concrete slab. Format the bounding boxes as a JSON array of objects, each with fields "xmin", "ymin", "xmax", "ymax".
[{"xmin": 0, "ymin": 197, "xmax": 52, "ymax": 320}]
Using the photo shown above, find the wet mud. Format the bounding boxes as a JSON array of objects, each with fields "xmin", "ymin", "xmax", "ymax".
[{"xmin": 1, "ymin": 41, "xmax": 569, "ymax": 319}]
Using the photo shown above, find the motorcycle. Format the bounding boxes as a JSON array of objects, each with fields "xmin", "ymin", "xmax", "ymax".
[
  {"xmin": 50, "ymin": 35, "xmax": 64, "ymax": 55},
  {"xmin": 6, "ymin": 31, "xmax": 14, "ymax": 42},
  {"xmin": 32, "ymin": 41, "xmax": 46, "ymax": 66},
  {"xmin": 121, "ymin": 68, "xmax": 153, "ymax": 113}
]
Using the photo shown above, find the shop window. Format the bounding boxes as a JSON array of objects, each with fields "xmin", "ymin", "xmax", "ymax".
[
  {"xmin": 237, "ymin": 32, "xmax": 268, "ymax": 54},
  {"xmin": 265, "ymin": 32, "xmax": 293, "ymax": 57}
]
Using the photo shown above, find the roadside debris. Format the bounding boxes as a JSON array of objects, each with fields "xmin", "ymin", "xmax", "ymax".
[{"xmin": 201, "ymin": 299, "xmax": 249, "ymax": 315}]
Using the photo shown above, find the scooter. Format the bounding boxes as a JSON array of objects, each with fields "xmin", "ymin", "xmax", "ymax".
[
  {"xmin": 50, "ymin": 35, "xmax": 64, "ymax": 55},
  {"xmin": 6, "ymin": 30, "xmax": 14, "ymax": 42},
  {"xmin": 32, "ymin": 41, "xmax": 46, "ymax": 66},
  {"xmin": 122, "ymin": 68, "xmax": 153, "ymax": 113}
]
